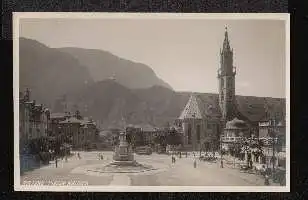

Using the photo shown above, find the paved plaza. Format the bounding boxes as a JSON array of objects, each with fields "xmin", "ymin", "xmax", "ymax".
[{"xmin": 21, "ymin": 151, "xmax": 279, "ymax": 186}]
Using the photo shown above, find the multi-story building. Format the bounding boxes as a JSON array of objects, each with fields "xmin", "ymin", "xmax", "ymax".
[
  {"xmin": 19, "ymin": 89, "xmax": 50, "ymax": 149},
  {"xmin": 57, "ymin": 112, "xmax": 99, "ymax": 149},
  {"xmin": 49, "ymin": 112, "xmax": 71, "ymax": 136}
]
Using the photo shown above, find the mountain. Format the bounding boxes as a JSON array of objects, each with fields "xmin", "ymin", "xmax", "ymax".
[
  {"xmin": 58, "ymin": 47, "xmax": 173, "ymax": 90},
  {"xmin": 67, "ymin": 80, "xmax": 187, "ymax": 129},
  {"xmin": 19, "ymin": 37, "xmax": 94, "ymax": 108}
]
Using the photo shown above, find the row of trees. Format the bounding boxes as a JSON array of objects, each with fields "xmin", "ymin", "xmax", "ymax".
[
  {"xmin": 24, "ymin": 134, "xmax": 72, "ymax": 163},
  {"xmin": 124, "ymin": 128, "xmax": 183, "ymax": 149}
]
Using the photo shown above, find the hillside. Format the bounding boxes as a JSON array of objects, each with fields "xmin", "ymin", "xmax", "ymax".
[
  {"xmin": 58, "ymin": 47, "xmax": 173, "ymax": 90},
  {"xmin": 19, "ymin": 37, "xmax": 94, "ymax": 108}
]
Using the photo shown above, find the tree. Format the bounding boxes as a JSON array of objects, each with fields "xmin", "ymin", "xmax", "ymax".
[{"xmin": 166, "ymin": 131, "xmax": 182, "ymax": 146}]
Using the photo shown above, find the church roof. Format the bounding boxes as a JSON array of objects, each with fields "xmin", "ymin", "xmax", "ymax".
[
  {"xmin": 235, "ymin": 96, "xmax": 285, "ymax": 122},
  {"xmin": 196, "ymin": 93, "xmax": 221, "ymax": 119},
  {"xmin": 177, "ymin": 93, "xmax": 285, "ymax": 123},
  {"xmin": 179, "ymin": 94, "xmax": 203, "ymax": 119}
]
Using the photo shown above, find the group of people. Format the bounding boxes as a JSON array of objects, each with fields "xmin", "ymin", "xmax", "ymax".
[{"xmin": 170, "ymin": 152, "xmax": 197, "ymax": 168}]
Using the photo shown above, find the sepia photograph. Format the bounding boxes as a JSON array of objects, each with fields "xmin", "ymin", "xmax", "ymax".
[{"xmin": 13, "ymin": 13, "xmax": 289, "ymax": 192}]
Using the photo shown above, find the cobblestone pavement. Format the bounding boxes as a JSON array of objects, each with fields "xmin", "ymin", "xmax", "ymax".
[{"xmin": 20, "ymin": 151, "xmax": 280, "ymax": 186}]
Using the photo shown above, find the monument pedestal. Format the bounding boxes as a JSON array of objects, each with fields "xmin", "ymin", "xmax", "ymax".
[{"xmin": 111, "ymin": 132, "xmax": 135, "ymax": 166}]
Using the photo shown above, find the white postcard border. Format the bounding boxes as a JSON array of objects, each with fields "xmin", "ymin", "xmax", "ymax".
[{"xmin": 13, "ymin": 12, "xmax": 290, "ymax": 192}]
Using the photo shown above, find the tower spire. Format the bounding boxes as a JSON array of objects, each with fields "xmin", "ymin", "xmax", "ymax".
[{"xmin": 223, "ymin": 26, "xmax": 231, "ymax": 51}]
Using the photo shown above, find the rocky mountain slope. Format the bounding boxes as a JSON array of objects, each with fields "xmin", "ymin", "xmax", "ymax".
[{"xmin": 58, "ymin": 47, "xmax": 172, "ymax": 90}]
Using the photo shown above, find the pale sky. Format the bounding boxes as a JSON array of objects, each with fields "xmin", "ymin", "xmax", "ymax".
[{"xmin": 19, "ymin": 18, "xmax": 287, "ymax": 98}]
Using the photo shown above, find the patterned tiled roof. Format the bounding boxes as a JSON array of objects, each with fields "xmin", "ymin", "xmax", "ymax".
[
  {"xmin": 178, "ymin": 93, "xmax": 285, "ymax": 123},
  {"xmin": 195, "ymin": 93, "xmax": 221, "ymax": 119},
  {"xmin": 179, "ymin": 94, "xmax": 203, "ymax": 119}
]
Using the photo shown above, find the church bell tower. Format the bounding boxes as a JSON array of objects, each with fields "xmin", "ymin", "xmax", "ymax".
[{"xmin": 218, "ymin": 26, "xmax": 236, "ymax": 122}]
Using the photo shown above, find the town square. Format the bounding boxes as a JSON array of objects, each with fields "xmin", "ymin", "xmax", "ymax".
[{"xmin": 15, "ymin": 13, "xmax": 288, "ymax": 190}]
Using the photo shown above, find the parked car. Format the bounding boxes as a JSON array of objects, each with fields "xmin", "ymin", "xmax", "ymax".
[{"xmin": 135, "ymin": 146, "xmax": 152, "ymax": 155}]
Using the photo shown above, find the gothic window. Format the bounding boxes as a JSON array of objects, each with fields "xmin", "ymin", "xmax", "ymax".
[
  {"xmin": 228, "ymin": 78, "xmax": 233, "ymax": 88},
  {"xmin": 221, "ymin": 91, "xmax": 224, "ymax": 102},
  {"xmin": 196, "ymin": 125, "xmax": 201, "ymax": 142},
  {"xmin": 221, "ymin": 78, "xmax": 224, "ymax": 89},
  {"xmin": 188, "ymin": 124, "xmax": 192, "ymax": 144}
]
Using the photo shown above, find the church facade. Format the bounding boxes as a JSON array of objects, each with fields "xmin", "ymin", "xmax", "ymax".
[{"xmin": 175, "ymin": 27, "xmax": 286, "ymax": 151}]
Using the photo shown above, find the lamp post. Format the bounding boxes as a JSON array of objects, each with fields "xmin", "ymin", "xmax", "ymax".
[{"xmin": 220, "ymin": 134, "xmax": 223, "ymax": 168}]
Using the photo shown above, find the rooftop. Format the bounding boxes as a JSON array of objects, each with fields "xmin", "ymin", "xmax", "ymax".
[{"xmin": 178, "ymin": 94, "xmax": 203, "ymax": 120}]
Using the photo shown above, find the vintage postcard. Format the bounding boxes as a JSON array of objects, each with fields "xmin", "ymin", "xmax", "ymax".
[{"xmin": 13, "ymin": 12, "xmax": 290, "ymax": 192}]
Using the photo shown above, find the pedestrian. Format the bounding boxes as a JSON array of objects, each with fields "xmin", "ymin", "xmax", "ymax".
[
  {"xmin": 179, "ymin": 152, "xmax": 182, "ymax": 158},
  {"xmin": 101, "ymin": 154, "xmax": 104, "ymax": 160},
  {"xmin": 249, "ymin": 159, "xmax": 253, "ymax": 169},
  {"xmin": 55, "ymin": 158, "xmax": 58, "ymax": 168},
  {"xmin": 261, "ymin": 165, "xmax": 266, "ymax": 176},
  {"xmin": 220, "ymin": 159, "xmax": 224, "ymax": 168},
  {"xmin": 264, "ymin": 174, "xmax": 270, "ymax": 186}
]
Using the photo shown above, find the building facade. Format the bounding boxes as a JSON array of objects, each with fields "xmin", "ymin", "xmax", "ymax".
[
  {"xmin": 176, "ymin": 27, "xmax": 286, "ymax": 151},
  {"xmin": 57, "ymin": 111, "xmax": 99, "ymax": 149},
  {"xmin": 19, "ymin": 89, "xmax": 50, "ymax": 149}
]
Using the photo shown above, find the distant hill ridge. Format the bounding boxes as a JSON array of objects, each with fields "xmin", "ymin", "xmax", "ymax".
[{"xmin": 58, "ymin": 47, "xmax": 172, "ymax": 90}]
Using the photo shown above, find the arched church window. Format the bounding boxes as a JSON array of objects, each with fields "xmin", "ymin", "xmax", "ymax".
[
  {"xmin": 188, "ymin": 123, "xmax": 192, "ymax": 144},
  {"xmin": 221, "ymin": 78, "xmax": 224, "ymax": 88},
  {"xmin": 197, "ymin": 124, "xmax": 201, "ymax": 142}
]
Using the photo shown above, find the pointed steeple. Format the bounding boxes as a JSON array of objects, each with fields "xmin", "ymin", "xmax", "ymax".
[{"xmin": 223, "ymin": 26, "xmax": 231, "ymax": 51}]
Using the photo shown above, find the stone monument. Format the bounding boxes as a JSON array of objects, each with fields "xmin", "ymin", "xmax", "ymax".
[{"xmin": 112, "ymin": 131, "xmax": 135, "ymax": 166}]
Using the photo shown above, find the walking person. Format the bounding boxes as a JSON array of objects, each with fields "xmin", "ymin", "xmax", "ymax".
[
  {"xmin": 264, "ymin": 174, "xmax": 270, "ymax": 186},
  {"xmin": 220, "ymin": 159, "xmax": 224, "ymax": 168},
  {"xmin": 249, "ymin": 159, "xmax": 253, "ymax": 169},
  {"xmin": 193, "ymin": 158, "xmax": 197, "ymax": 168},
  {"xmin": 55, "ymin": 157, "xmax": 58, "ymax": 168}
]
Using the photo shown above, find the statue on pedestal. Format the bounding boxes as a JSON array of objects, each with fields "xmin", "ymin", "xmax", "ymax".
[{"xmin": 112, "ymin": 132, "xmax": 135, "ymax": 165}]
